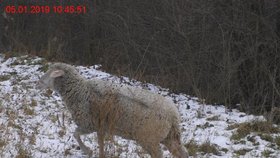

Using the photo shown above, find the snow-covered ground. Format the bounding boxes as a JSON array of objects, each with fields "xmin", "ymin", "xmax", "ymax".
[{"xmin": 0, "ymin": 54, "xmax": 279, "ymax": 158}]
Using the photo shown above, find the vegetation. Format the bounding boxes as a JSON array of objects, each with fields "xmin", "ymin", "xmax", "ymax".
[
  {"xmin": 0, "ymin": 75, "xmax": 11, "ymax": 82},
  {"xmin": 275, "ymin": 136, "xmax": 280, "ymax": 147},
  {"xmin": 234, "ymin": 148, "xmax": 252, "ymax": 156},
  {"xmin": 185, "ymin": 140, "xmax": 220, "ymax": 156},
  {"xmin": 1, "ymin": 0, "xmax": 280, "ymax": 122},
  {"xmin": 262, "ymin": 150, "xmax": 273, "ymax": 158},
  {"xmin": 0, "ymin": 139, "xmax": 6, "ymax": 149},
  {"xmin": 15, "ymin": 145, "xmax": 31, "ymax": 158},
  {"xmin": 230, "ymin": 121, "xmax": 280, "ymax": 141},
  {"xmin": 259, "ymin": 134, "xmax": 274, "ymax": 143},
  {"xmin": 23, "ymin": 106, "xmax": 35, "ymax": 116},
  {"xmin": 206, "ymin": 115, "xmax": 220, "ymax": 121}
]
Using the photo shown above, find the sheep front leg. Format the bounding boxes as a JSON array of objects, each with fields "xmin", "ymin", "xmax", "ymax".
[
  {"xmin": 74, "ymin": 128, "xmax": 93, "ymax": 157},
  {"xmin": 97, "ymin": 131, "xmax": 105, "ymax": 158}
]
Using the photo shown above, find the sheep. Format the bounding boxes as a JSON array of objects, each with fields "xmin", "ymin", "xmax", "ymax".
[{"xmin": 37, "ymin": 63, "xmax": 189, "ymax": 158}]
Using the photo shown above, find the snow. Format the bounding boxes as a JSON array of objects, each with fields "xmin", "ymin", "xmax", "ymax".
[{"xmin": 0, "ymin": 54, "xmax": 280, "ymax": 158}]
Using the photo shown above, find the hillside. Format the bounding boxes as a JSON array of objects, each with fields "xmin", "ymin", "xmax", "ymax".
[{"xmin": 0, "ymin": 54, "xmax": 280, "ymax": 158}]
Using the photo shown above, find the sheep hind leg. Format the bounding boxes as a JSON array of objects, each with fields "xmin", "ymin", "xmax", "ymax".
[
  {"xmin": 141, "ymin": 143, "xmax": 163, "ymax": 158},
  {"xmin": 162, "ymin": 139, "xmax": 189, "ymax": 158},
  {"xmin": 74, "ymin": 129, "xmax": 93, "ymax": 157}
]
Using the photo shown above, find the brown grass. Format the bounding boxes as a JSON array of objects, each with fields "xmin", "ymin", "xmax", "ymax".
[
  {"xmin": 234, "ymin": 148, "xmax": 252, "ymax": 156},
  {"xmin": 0, "ymin": 75, "xmax": 11, "ymax": 82},
  {"xmin": 262, "ymin": 150, "xmax": 274, "ymax": 157},
  {"xmin": 185, "ymin": 140, "xmax": 220, "ymax": 156},
  {"xmin": 230, "ymin": 121, "xmax": 280, "ymax": 141},
  {"xmin": 15, "ymin": 145, "xmax": 31, "ymax": 158},
  {"xmin": 0, "ymin": 139, "xmax": 7, "ymax": 149},
  {"xmin": 23, "ymin": 106, "xmax": 35, "ymax": 116},
  {"xmin": 29, "ymin": 134, "xmax": 36, "ymax": 145},
  {"xmin": 206, "ymin": 115, "xmax": 220, "ymax": 121},
  {"xmin": 275, "ymin": 136, "xmax": 280, "ymax": 147},
  {"xmin": 30, "ymin": 99, "xmax": 37, "ymax": 107}
]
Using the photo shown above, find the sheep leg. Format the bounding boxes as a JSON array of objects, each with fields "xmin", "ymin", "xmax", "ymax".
[
  {"xmin": 142, "ymin": 143, "xmax": 163, "ymax": 158},
  {"xmin": 162, "ymin": 139, "xmax": 189, "ymax": 158},
  {"xmin": 97, "ymin": 131, "xmax": 105, "ymax": 158},
  {"xmin": 74, "ymin": 129, "xmax": 93, "ymax": 157}
]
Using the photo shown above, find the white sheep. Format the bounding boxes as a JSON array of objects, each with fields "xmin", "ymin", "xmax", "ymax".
[{"xmin": 37, "ymin": 63, "xmax": 189, "ymax": 158}]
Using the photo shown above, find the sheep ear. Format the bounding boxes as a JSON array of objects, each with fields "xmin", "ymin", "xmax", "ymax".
[{"xmin": 50, "ymin": 70, "xmax": 65, "ymax": 78}]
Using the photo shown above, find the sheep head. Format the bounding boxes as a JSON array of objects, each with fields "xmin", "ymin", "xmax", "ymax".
[{"xmin": 37, "ymin": 68, "xmax": 65, "ymax": 90}]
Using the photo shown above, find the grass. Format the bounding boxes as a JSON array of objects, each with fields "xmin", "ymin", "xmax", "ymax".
[
  {"xmin": 38, "ymin": 64, "xmax": 49, "ymax": 72},
  {"xmin": 0, "ymin": 100, "xmax": 3, "ymax": 113},
  {"xmin": 64, "ymin": 148, "xmax": 72, "ymax": 156},
  {"xmin": 185, "ymin": 140, "xmax": 220, "ymax": 156},
  {"xmin": 31, "ymin": 99, "xmax": 37, "ymax": 107},
  {"xmin": 262, "ymin": 149, "xmax": 273, "ymax": 157},
  {"xmin": 50, "ymin": 115, "xmax": 58, "ymax": 123},
  {"xmin": 29, "ymin": 134, "xmax": 36, "ymax": 145},
  {"xmin": 247, "ymin": 135, "xmax": 255, "ymax": 143},
  {"xmin": 15, "ymin": 145, "xmax": 31, "ymax": 158},
  {"xmin": 26, "ymin": 57, "xmax": 47, "ymax": 66},
  {"xmin": 275, "ymin": 136, "xmax": 280, "ymax": 147},
  {"xmin": 58, "ymin": 127, "xmax": 66, "ymax": 137},
  {"xmin": 197, "ymin": 122, "xmax": 214, "ymax": 129},
  {"xmin": 23, "ymin": 106, "xmax": 35, "ymax": 116},
  {"xmin": 206, "ymin": 115, "xmax": 220, "ymax": 121},
  {"xmin": 220, "ymin": 148, "xmax": 228, "ymax": 153},
  {"xmin": 234, "ymin": 148, "xmax": 252, "ymax": 156},
  {"xmin": 226, "ymin": 123, "xmax": 240, "ymax": 130},
  {"xmin": 196, "ymin": 109, "xmax": 205, "ymax": 118},
  {"xmin": 43, "ymin": 89, "xmax": 53, "ymax": 97},
  {"xmin": 0, "ymin": 75, "xmax": 11, "ymax": 82},
  {"xmin": 0, "ymin": 139, "xmax": 7, "ymax": 149},
  {"xmin": 230, "ymin": 121, "xmax": 280, "ymax": 141},
  {"xmin": 7, "ymin": 121, "xmax": 23, "ymax": 130},
  {"xmin": 259, "ymin": 134, "xmax": 274, "ymax": 142},
  {"xmin": 3, "ymin": 51, "xmax": 23, "ymax": 59}
]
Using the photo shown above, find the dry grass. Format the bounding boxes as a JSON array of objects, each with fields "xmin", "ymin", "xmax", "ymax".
[
  {"xmin": 275, "ymin": 136, "xmax": 280, "ymax": 147},
  {"xmin": 234, "ymin": 148, "xmax": 252, "ymax": 156},
  {"xmin": 43, "ymin": 89, "xmax": 53, "ymax": 98},
  {"xmin": 49, "ymin": 115, "xmax": 58, "ymax": 123},
  {"xmin": 23, "ymin": 106, "xmax": 35, "ymax": 116},
  {"xmin": 197, "ymin": 122, "xmax": 214, "ymax": 129},
  {"xmin": 29, "ymin": 133, "xmax": 36, "ymax": 145},
  {"xmin": 230, "ymin": 121, "xmax": 280, "ymax": 141},
  {"xmin": 0, "ymin": 75, "xmax": 11, "ymax": 82},
  {"xmin": 262, "ymin": 149, "xmax": 274, "ymax": 157},
  {"xmin": 267, "ymin": 107, "xmax": 280, "ymax": 124},
  {"xmin": 0, "ymin": 139, "xmax": 7, "ymax": 149},
  {"xmin": 31, "ymin": 99, "xmax": 37, "ymax": 107},
  {"xmin": 259, "ymin": 134, "xmax": 274, "ymax": 142},
  {"xmin": 0, "ymin": 100, "xmax": 3, "ymax": 113},
  {"xmin": 38, "ymin": 64, "xmax": 49, "ymax": 73},
  {"xmin": 185, "ymin": 140, "xmax": 220, "ymax": 156},
  {"xmin": 206, "ymin": 115, "xmax": 220, "ymax": 121},
  {"xmin": 15, "ymin": 145, "xmax": 31, "ymax": 158},
  {"xmin": 226, "ymin": 124, "xmax": 240, "ymax": 130}
]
